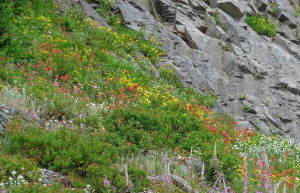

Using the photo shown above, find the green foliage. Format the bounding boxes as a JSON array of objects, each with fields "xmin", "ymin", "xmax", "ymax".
[
  {"xmin": 238, "ymin": 95, "xmax": 246, "ymax": 101},
  {"xmin": 0, "ymin": 154, "xmax": 41, "ymax": 183},
  {"xmin": 271, "ymin": 6, "xmax": 279, "ymax": 16},
  {"xmin": 202, "ymin": 0, "xmax": 210, "ymax": 5},
  {"xmin": 127, "ymin": 166, "xmax": 151, "ymax": 192},
  {"xmin": 256, "ymin": 73, "xmax": 263, "ymax": 79},
  {"xmin": 212, "ymin": 12, "xmax": 226, "ymax": 31},
  {"xmin": 1, "ymin": 0, "xmax": 300, "ymax": 192},
  {"xmin": 243, "ymin": 105, "xmax": 255, "ymax": 114},
  {"xmin": 8, "ymin": 182, "xmax": 85, "ymax": 193},
  {"xmin": 261, "ymin": 100, "xmax": 268, "ymax": 106},
  {"xmin": 245, "ymin": 16, "xmax": 277, "ymax": 37},
  {"xmin": 222, "ymin": 45, "xmax": 230, "ymax": 51},
  {"xmin": 8, "ymin": 126, "xmax": 123, "ymax": 175},
  {"xmin": 292, "ymin": 7, "xmax": 300, "ymax": 18}
]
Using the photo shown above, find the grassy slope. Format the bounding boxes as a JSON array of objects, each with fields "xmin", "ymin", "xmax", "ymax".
[{"xmin": 0, "ymin": 0, "xmax": 299, "ymax": 192}]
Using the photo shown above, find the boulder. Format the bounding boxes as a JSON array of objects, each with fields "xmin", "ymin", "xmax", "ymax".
[
  {"xmin": 154, "ymin": 0, "xmax": 176, "ymax": 22},
  {"xmin": 256, "ymin": 0, "xmax": 268, "ymax": 12},
  {"xmin": 79, "ymin": 1, "xmax": 109, "ymax": 27},
  {"xmin": 273, "ymin": 35, "xmax": 300, "ymax": 61},
  {"xmin": 211, "ymin": 0, "xmax": 243, "ymax": 18},
  {"xmin": 188, "ymin": 0, "xmax": 206, "ymax": 11}
]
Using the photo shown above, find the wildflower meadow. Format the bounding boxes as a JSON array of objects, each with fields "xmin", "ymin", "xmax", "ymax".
[{"xmin": 0, "ymin": 0, "xmax": 299, "ymax": 192}]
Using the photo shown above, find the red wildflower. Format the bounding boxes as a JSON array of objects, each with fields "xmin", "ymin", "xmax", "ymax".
[
  {"xmin": 290, "ymin": 168, "xmax": 294, "ymax": 174},
  {"xmin": 271, "ymin": 155, "xmax": 275, "ymax": 160},
  {"xmin": 118, "ymin": 119, "xmax": 121, "ymax": 128},
  {"xmin": 285, "ymin": 151, "xmax": 291, "ymax": 156},
  {"xmin": 183, "ymin": 157, "xmax": 186, "ymax": 161},
  {"xmin": 222, "ymin": 131, "xmax": 227, "ymax": 136},
  {"xmin": 128, "ymin": 142, "xmax": 132, "ymax": 146}
]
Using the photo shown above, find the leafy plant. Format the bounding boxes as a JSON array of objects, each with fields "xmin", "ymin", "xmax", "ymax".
[
  {"xmin": 270, "ymin": 3, "xmax": 279, "ymax": 16},
  {"xmin": 222, "ymin": 45, "xmax": 230, "ymax": 51},
  {"xmin": 245, "ymin": 16, "xmax": 277, "ymax": 37},
  {"xmin": 238, "ymin": 95, "xmax": 246, "ymax": 101},
  {"xmin": 0, "ymin": 154, "xmax": 41, "ymax": 183},
  {"xmin": 256, "ymin": 73, "xmax": 263, "ymax": 79},
  {"xmin": 261, "ymin": 100, "xmax": 268, "ymax": 106},
  {"xmin": 7, "ymin": 182, "xmax": 85, "ymax": 193},
  {"xmin": 212, "ymin": 12, "xmax": 225, "ymax": 31},
  {"xmin": 243, "ymin": 105, "xmax": 255, "ymax": 114},
  {"xmin": 202, "ymin": 0, "xmax": 210, "ymax": 5}
]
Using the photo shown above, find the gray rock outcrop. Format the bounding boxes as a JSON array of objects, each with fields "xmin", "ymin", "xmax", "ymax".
[
  {"xmin": 0, "ymin": 104, "xmax": 13, "ymax": 135},
  {"xmin": 110, "ymin": 0, "xmax": 300, "ymax": 141}
]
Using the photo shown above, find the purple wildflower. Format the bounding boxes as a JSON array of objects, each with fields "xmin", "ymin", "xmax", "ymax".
[
  {"xmin": 125, "ymin": 164, "xmax": 134, "ymax": 192},
  {"xmin": 163, "ymin": 155, "xmax": 173, "ymax": 192},
  {"xmin": 1, "ymin": 190, "xmax": 7, "ymax": 193},
  {"xmin": 104, "ymin": 178, "xmax": 110, "ymax": 188},
  {"xmin": 30, "ymin": 110, "xmax": 38, "ymax": 120}
]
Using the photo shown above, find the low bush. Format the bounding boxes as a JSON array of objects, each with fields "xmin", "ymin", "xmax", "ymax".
[{"xmin": 245, "ymin": 16, "xmax": 277, "ymax": 37}]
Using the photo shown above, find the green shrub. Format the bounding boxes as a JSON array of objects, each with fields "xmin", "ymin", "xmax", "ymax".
[
  {"xmin": 8, "ymin": 182, "xmax": 85, "ymax": 193},
  {"xmin": 238, "ymin": 95, "xmax": 246, "ymax": 101},
  {"xmin": 202, "ymin": 0, "xmax": 210, "ymax": 5},
  {"xmin": 212, "ymin": 12, "xmax": 225, "ymax": 30},
  {"xmin": 243, "ymin": 105, "xmax": 255, "ymax": 114},
  {"xmin": 245, "ymin": 16, "xmax": 277, "ymax": 37},
  {"xmin": 0, "ymin": 154, "xmax": 41, "ymax": 184}
]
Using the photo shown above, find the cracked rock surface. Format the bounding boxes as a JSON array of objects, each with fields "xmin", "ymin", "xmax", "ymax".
[{"xmin": 111, "ymin": 0, "xmax": 300, "ymax": 140}]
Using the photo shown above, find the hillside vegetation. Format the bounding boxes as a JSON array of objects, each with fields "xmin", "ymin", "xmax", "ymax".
[{"xmin": 0, "ymin": 0, "xmax": 299, "ymax": 192}]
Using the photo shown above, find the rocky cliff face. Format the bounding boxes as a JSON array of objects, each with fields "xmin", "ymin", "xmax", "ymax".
[
  {"xmin": 111, "ymin": 0, "xmax": 300, "ymax": 140},
  {"xmin": 66, "ymin": 0, "xmax": 300, "ymax": 140}
]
